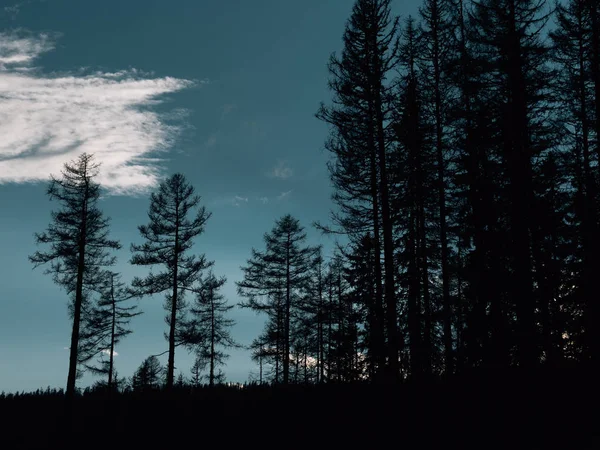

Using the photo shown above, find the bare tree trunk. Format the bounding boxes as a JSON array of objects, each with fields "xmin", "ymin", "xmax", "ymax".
[
  {"xmin": 283, "ymin": 233, "xmax": 291, "ymax": 384},
  {"xmin": 66, "ymin": 185, "xmax": 89, "ymax": 411},
  {"xmin": 108, "ymin": 274, "xmax": 116, "ymax": 389},
  {"xmin": 167, "ymin": 203, "xmax": 180, "ymax": 389},
  {"xmin": 210, "ymin": 286, "xmax": 215, "ymax": 387}
]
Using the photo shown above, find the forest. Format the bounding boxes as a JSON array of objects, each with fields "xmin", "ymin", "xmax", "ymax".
[{"xmin": 1, "ymin": 0, "xmax": 599, "ymax": 447}]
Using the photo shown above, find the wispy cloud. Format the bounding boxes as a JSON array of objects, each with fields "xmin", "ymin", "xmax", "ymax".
[
  {"xmin": 210, "ymin": 194, "xmax": 250, "ymax": 207},
  {"xmin": 269, "ymin": 160, "xmax": 293, "ymax": 180},
  {"xmin": 101, "ymin": 349, "xmax": 118, "ymax": 357},
  {"xmin": 2, "ymin": 0, "xmax": 43, "ymax": 20},
  {"xmin": 277, "ymin": 190, "xmax": 292, "ymax": 201},
  {"xmin": 233, "ymin": 195, "xmax": 248, "ymax": 207},
  {"xmin": 259, "ymin": 196, "xmax": 269, "ymax": 204},
  {"xmin": 0, "ymin": 31, "xmax": 195, "ymax": 195}
]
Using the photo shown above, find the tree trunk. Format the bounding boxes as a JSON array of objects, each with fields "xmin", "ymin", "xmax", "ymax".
[
  {"xmin": 283, "ymin": 234, "xmax": 291, "ymax": 384},
  {"xmin": 419, "ymin": 198, "xmax": 432, "ymax": 377},
  {"xmin": 210, "ymin": 286, "xmax": 215, "ymax": 387},
  {"xmin": 167, "ymin": 203, "xmax": 180, "ymax": 389},
  {"xmin": 507, "ymin": 3, "xmax": 536, "ymax": 368},
  {"xmin": 318, "ymin": 269, "xmax": 324, "ymax": 383},
  {"xmin": 588, "ymin": 0, "xmax": 600, "ymax": 363},
  {"xmin": 430, "ymin": 0, "xmax": 453, "ymax": 375},
  {"xmin": 108, "ymin": 274, "xmax": 116, "ymax": 389},
  {"xmin": 374, "ymin": 64, "xmax": 398, "ymax": 382},
  {"xmin": 66, "ymin": 186, "xmax": 88, "ymax": 411}
]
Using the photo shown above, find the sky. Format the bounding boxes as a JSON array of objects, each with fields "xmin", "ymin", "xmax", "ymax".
[{"xmin": 0, "ymin": 0, "xmax": 420, "ymax": 393}]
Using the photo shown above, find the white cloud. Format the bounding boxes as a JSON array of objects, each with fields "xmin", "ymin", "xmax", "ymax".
[
  {"xmin": 269, "ymin": 160, "xmax": 293, "ymax": 180},
  {"xmin": 210, "ymin": 194, "xmax": 250, "ymax": 207},
  {"xmin": 277, "ymin": 190, "xmax": 292, "ymax": 200},
  {"xmin": 233, "ymin": 195, "xmax": 248, "ymax": 207},
  {"xmin": 101, "ymin": 349, "xmax": 118, "ymax": 357},
  {"xmin": 0, "ymin": 31, "xmax": 195, "ymax": 195},
  {"xmin": 0, "ymin": 31, "xmax": 55, "ymax": 68},
  {"xmin": 259, "ymin": 196, "xmax": 269, "ymax": 204}
]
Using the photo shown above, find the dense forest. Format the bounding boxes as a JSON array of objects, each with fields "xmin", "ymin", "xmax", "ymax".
[{"xmin": 2, "ymin": 0, "xmax": 599, "ymax": 446}]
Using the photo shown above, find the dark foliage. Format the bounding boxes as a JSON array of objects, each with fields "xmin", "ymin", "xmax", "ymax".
[{"xmin": 0, "ymin": 368, "xmax": 595, "ymax": 449}]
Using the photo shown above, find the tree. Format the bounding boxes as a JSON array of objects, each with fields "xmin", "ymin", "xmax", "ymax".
[
  {"xmin": 132, "ymin": 356, "xmax": 164, "ymax": 391},
  {"xmin": 130, "ymin": 173, "xmax": 212, "ymax": 389},
  {"xmin": 81, "ymin": 271, "xmax": 142, "ymax": 389},
  {"xmin": 344, "ymin": 234, "xmax": 378, "ymax": 379},
  {"xmin": 468, "ymin": 0, "xmax": 554, "ymax": 368},
  {"xmin": 316, "ymin": 0, "xmax": 400, "ymax": 379},
  {"xmin": 393, "ymin": 15, "xmax": 441, "ymax": 378},
  {"xmin": 418, "ymin": 0, "xmax": 456, "ymax": 375},
  {"xmin": 29, "ymin": 153, "xmax": 120, "ymax": 403},
  {"xmin": 237, "ymin": 215, "xmax": 317, "ymax": 384},
  {"xmin": 186, "ymin": 271, "xmax": 238, "ymax": 386}
]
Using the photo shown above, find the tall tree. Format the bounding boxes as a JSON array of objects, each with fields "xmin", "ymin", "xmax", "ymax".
[
  {"xmin": 551, "ymin": 0, "xmax": 599, "ymax": 364},
  {"xmin": 238, "ymin": 215, "xmax": 317, "ymax": 384},
  {"xmin": 186, "ymin": 271, "xmax": 238, "ymax": 386},
  {"xmin": 585, "ymin": 0, "xmax": 600, "ymax": 363},
  {"xmin": 29, "ymin": 153, "xmax": 120, "ymax": 403},
  {"xmin": 317, "ymin": 0, "xmax": 400, "ymax": 380},
  {"xmin": 418, "ymin": 0, "xmax": 455, "ymax": 375},
  {"xmin": 130, "ymin": 173, "xmax": 212, "ymax": 389},
  {"xmin": 468, "ymin": 0, "xmax": 554, "ymax": 367},
  {"xmin": 394, "ymin": 15, "xmax": 439, "ymax": 378}
]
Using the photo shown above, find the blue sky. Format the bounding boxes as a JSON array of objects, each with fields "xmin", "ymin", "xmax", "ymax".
[{"xmin": 0, "ymin": 0, "xmax": 419, "ymax": 392}]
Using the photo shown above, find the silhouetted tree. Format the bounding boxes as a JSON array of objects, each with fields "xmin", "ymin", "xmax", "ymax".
[
  {"xmin": 469, "ymin": 0, "xmax": 554, "ymax": 368},
  {"xmin": 185, "ymin": 271, "xmax": 238, "ymax": 386},
  {"xmin": 130, "ymin": 173, "xmax": 212, "ymax": 389},
  {"xmin": 132, "ymin": 356, "xmax": 163, "ymax": 391},
  {"xmin": 344, "ymin": 234, "xmax": 378, "ymax": 379},
  {"xmin": 190, "ymin": 355, "xmax": 207, "ymax": 387},
  {"xmin": 238, "ymin": 215, "xmax": 317, "ymax": 384},
  {"xmin": 418, "ymin": 0, "xmax": 456, "ymax": 375},
  {"xmin": 81, "ymin": 271, "xmax": 142, "ymax": 389},
  {"xmin": 550, "ymin": 0, "xmax": 599, "ymax": 364},
  {"xmin": 29, "ymin": 153, "xmax": 120, "ymax": 403},
  {"xmin": 316, "ymin": 0, "xmax": 400, "ymax": 379},
  {"xmin": 393, "ymin": 16, "xmax": 438, "ymax": 378}
]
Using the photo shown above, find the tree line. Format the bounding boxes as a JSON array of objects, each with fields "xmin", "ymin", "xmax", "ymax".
[
  {"xmin": 26, "ymin": 0, "xmax": 600, "ymax": 400},
  {"xmin": 299, "ymin": 0, "xmax": 599, "ymax": 383},
  {"xmin": 29, "ymin": 154, "xmax": 239, "ymax": 407}
]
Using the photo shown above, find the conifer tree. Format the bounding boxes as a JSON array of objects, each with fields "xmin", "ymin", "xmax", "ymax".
[
  {"xmin": 81, "ymin": 271, "xmax": 141, "ymax": 389},
  {"xmin": 29, "ymin": 153, "xmax": 120, "ymax": 403},
  {"xmin": 186, "ymin": 271, "xmax": 238, "ymax": 386},
  {"xmin": 238, "ymin": 215, "xmax": 317, "ymax": 384},
  {"xmin": 130, "ymin": 173, "xmax": 212, "ymax": 389},
  {"xmin": 317, "ymin": 0, "xmax": 400, "ymax": 379}
]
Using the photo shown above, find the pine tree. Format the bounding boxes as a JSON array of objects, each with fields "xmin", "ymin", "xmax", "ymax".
[
  {"xmin": 466, "ymin": 0, "xmax": 554, "ymax": 368},
  {"xmin": 80, "ymin": 271, "xmax": 142, "ymax": 389},
  {"xmin": 130, "ymin": 173, "xmax": 212, "ymax": 389},
  {"xmin": 316, "ymin": 0, "xmax": 400, "ymax": 379},
  {"xmin": 29, "ymin": 153, "xmax": 120, "ymax": 403},
  {"xmin": 186, "ymin": 271, "xmax": 238, "ymax": 386},
  {"xmin": 550, "ymin": 0, "xmax": 599, "ymax": 364},
  {"xmin": 133, "ymin": 356, "xmax": 163, "ymax": 392},
  {"xmin": 237, "ymin": 215, "xmax": 317, "ymax": 384},
  {"xmin": 393, "ymin": 16, "xmax": 437, "ymax": 378},
  {"xmin": 418, "ymin": 0, "xmax": 456, "ymax": 375},
  {"xmin": 344, "ymin": 234, "xmax": 378, "ymax": 379}
]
